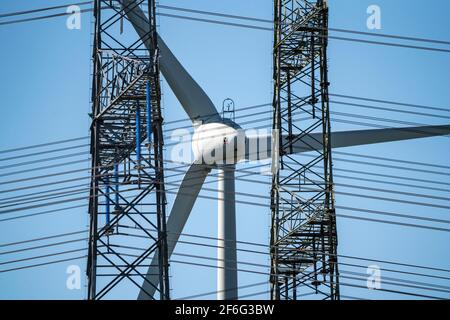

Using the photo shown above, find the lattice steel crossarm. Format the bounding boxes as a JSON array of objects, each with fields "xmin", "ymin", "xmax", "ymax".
[
  {"xmin": 270, "ymin": 0, "xmax": 340, "ymax": 300},
  {"xmin": 87, "ymin": 0, "xmax": 170, "ymax": 300}
]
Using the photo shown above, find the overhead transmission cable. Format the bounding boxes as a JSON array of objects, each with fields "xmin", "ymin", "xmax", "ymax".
[
  {"xmin": 1, "ymin": 151, "xmax": 448, "ymax": 226},
  {"xmin": 0, "ymin": 145, "xmax": 448, "ymax": 230},
  {"xmin": 3, "ymin": 227, "xmax": 450, "ymax": 277},
  {"xmin": 2, "ymin": 238, "xmax": 449, "ymax": 299},
  {"xmin": 1, "ymin": 3, "xmax": 450, "ymax": 54},
  {"xmin": 1, "ymin": 168, "xmax": 449, "ymax": 233},
  {"xmin": 0, "ymin": 90, "xmax": 446, "ymax": 158},
  {"xmin": 1, "ymin": 106, "xmax": 449, "ymax": 179},
  {"xmin": 2, "ymin": 228, "xmax": 450, "ymax": 299},
  {"xmin": 0, "ymin": 94, "xmax": 448, "ymax": 161}
]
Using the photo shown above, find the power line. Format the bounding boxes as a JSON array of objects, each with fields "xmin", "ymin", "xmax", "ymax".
[
  {"xmin": 4, "ymin": 157, "xmax": 448, "ymax": 231},
  {"xmin": 0, "ymin": 254, "xmax": 87, "ymax": 273},
  {"xmin": 337, "ymin": 214, "xmax": 450, "ymax": 233},
  {"xmin": 115, "ymin": 251, "xmax": 450, "ymax": 299},
  {"xmin": 332, "ymin": 100, "xmax": 450, "ymax": 121},
  {"xmin": 0, "ymin": 255, "xmax": 338, "ymax": 300},
  {"xmin": 1, "ymin": 138, "xmax": 447, "ymax": 195},
  {"xmin": 163, "ymin": 96, "xmax": 450, "ymax": 134},
  {"xmin": 0, "ymin": 186, "xmax": 90, "ymax": 209},
  {"xmin": 336, "ymin": 206, "xmax": 450, "ymax": 225},
  {"xmin": 315, "ymin": 153, "xmax": 450, "ymax": 177},
  {"xmin": 330, "ymin": 93, "xmax": 450, "ymax": 114},
  {"xmin": 0, "ymin": 230, "xmax": 86, "ymax": 248},
  {"xmin": 335, "ymin": 182, "xmax": 450, "ymax": 202},
  {"xmin": 331, "ymin": 111, "xmax": 450, "ymax": 135},
  {"xmin": 328, "ymin": 35, "xmax": 450, "ymax": 54},
  {"xmin": 3, "ymin": 157, "xmax": 448, "ymax": 208},
  {"xmin": 2, "ymin": 228, "xmax": 450, "ymax": 300},
  {"xmin": 3, "ymin": 242, "xmax": 445, "ymax": 299},
  {"xmin": 118, "ymin": 251, "xmax": 450, "ymax": 299},
  {"xmin": 2, "ymin": 228, "xmax": 446, "ymax": 302},
  {"xmin": 4, "ymin": 227, "xmax": 450, "ymax": 278},
  {"xmin": 0, "ymin": 151, "xmax": 88, "ymax": 171},
  {"xmin": 0, "ymin": 183, "xmax": 90, "ymax": 205},
  {"xmin": 0, "ymin": 146, "xmax": 444, "ymax": 211},
  {"xmin": 0, "ymin": 161, "xmax": 440, "ymax": 211},
  {"xmin": 0, "ymin": 204, "xmax": 87, "ymax": 223},
  {"xmin": 0, "ymin": 143, "xmax": 89, "ymax": 162},
  {"xmin": 3, "ymin": 2, "xmax": 450, "ymax": 48},
  {"xmin": 1, "ymin": 174, "xmax": 448, "ymax": 235},
  {"xmin": 158, "ymin": 11, "xmax": 450, "ymax": 54},
  {"xmin": 1, "ymin": 4, "xmax": 450, "ymax": 54},
  {"xmin": 0, "ymin": 1, "xmax": 91, "ymax": 19},
  {"xmin": 0, "ymin": 113, "xmax": 448, "ymax": 185},
  {"xmin": 4, "ymin": 169, "xmax": 450, "ymax": 224},
  {"xmin": 342, "ymin": 271, "xmax": 450, "ymax": 294},
  {"xmin": 337, "ymin": 281, "xmax": 445, "ymax": 300},
  {"xmin": 0, "ymin": 136, "xmax": 88, "ymax": 155},
  {"xmin": 0, "ymin": 7, "xmax": 94, "ymax": 26},
  {"xmin": 155, "ymin": 12, "xmax": 450, "ymax": 54},
  {"xmin": 0, "ymin": 95, "xmax": 448, "ymax": 161},
  {"xmin": 121, "ymin": 228, "xmax": 450, "ymax": 282},
  {"xmin": 333, "ymin": 150, "xmax": 450, "ymax": 171},
  {"xmin": 333, "ymin": 172, "xmax": 450, "ymax": 194},
  {"xmin": 0, "ymin": 159, "xmax": 89, "ymax": 179},
  {"xmin": 1, "ymin": 134, "xmax": 447, "ymax": 193},
  {"xmin": 0, "ymin": 247, "xmax": 87, "ymax": 266},
  {"xmin": 0, "ymin": 238, "xmax": 88, "ymax": 257},
  {"xmin": 2, "ymin": 157, "xmax": 448, "ymax": 209},
  {"xmin": 158, "ymin": 4, "xmax": 450, "ymax": 47},
  {"xmin": 331, "ymin": 166, "xmax": 450, "ymax": 188},
  {"xmin": 174, "ymin": 281, "xmax": 268, "ymax": 300},
  {"xmin": 0, "ymin": 115, "xmax": 447, "ymax": 182}
]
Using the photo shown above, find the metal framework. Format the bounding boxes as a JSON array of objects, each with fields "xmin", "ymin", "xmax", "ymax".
[
  {"xmin": 270, "ymin": 0, "xmax": 339, "ymax": 300},
  {"xmin": 87, "ymin": 0, "xmax": 170, "ymax": 300}
]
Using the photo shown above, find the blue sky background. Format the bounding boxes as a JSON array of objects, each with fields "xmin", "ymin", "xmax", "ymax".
[{"xmin": 0, "ymin": 0, "xmax": 449, "ymax": 300}]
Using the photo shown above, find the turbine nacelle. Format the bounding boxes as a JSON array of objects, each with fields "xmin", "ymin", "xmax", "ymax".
[{"xmin": 192, "ymin": 121, "xmax": 246, "ymax": 166}]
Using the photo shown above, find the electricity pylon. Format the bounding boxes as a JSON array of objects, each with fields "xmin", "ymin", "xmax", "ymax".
[
  {"xmin": 87, "ymin": 0, "xmax": 170, "ymax": 300},
  {"xmin": 270, "ymin": 0, "xmax": 340, "ymax": 300}
]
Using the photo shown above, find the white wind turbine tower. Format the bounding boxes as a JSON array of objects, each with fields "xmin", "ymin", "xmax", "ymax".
[{"xmin": 120, "ymin": 0, "xmax": 450, "ymax": 300}]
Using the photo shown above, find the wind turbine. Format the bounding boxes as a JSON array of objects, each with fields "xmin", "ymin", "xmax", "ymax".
[{"xmin": 120, "ymin": 0, "xmax": 450, "ymax": 300}]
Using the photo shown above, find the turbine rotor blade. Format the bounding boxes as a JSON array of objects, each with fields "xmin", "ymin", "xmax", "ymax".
[
  {"xmin": 120, "ymin": 0, "xmax": 221, "ymax": 123},
  {"xmin": 138, "ymin": 163, "xmax": 211, "ymax": 300},
  {"xmin": 291, "ymin": 124, "xmax": 450, "ymax": 153},
  {"xmin": 244, "ymin": 125, "xmax": 450, "ymax": 160}
]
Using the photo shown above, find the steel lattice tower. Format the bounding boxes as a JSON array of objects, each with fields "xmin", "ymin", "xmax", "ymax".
[
  {"xmin": 270, "ymin": 0, "xmax": 340, "ymax": 300},
  {"xmin": 87, "ymin": 0, "xmax": 170, "ymax": 300}
]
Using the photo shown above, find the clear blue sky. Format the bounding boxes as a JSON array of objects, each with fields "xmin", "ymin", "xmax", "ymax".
[{"xmin": 0, "ymin": 0, "xmax": 449, "ymax": 300}]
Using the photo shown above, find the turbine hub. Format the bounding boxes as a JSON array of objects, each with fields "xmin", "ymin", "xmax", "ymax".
[{"xmin": 192, "ymin": 122, "xmax": 245, "ymax": 165}]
